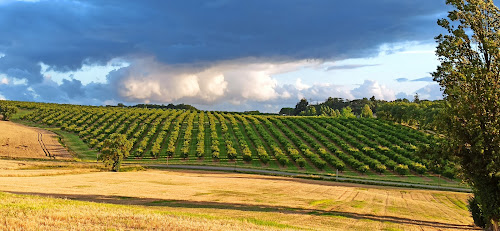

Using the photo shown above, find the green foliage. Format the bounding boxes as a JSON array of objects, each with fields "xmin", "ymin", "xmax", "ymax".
[
  {"xmin": 294, "ymin": 98, "xmax": 309, "ymax": 115},
  {"xmin": 17, "ymin": 100, "xmax": 439, "ymax": 180},
  {"xmin": 279, "ymin": 107, "xmax": 294, "ymax": 115},
  {"xmin": 300, "ymin": 106, "xmax": 317, "ymax": 116},
  {"xmin": 376, "ymin": 101, "xmax": 444, "ymax": 129},
  {"xmin": 357, "ymin": 165, "xmax": 369, "ymax": 173},
  {"xmin": 433, "ymin": 0, "xmax": 500, "ymax": 227},
  {"xmin": 411, "ymin": 162, "xmax": 427, "ymax": 175},
  {"xmin": 242, "ymin": 150, "xmax": 252, "ymax": 162},
  {"xmin": 0, "ymin": 105, "xmax": 18, "ymax": 121},
  {"xmin": 296, "ymin": 158, "xmax": 306, "ymax": 168},
  {"xmin": 319, "ymin": 106, "xmax": 338, "ymax": 117},
  {"xmin": 196, "ymin": 112, "xmax": 205, "ymax": 158},
  {"xmin": 212, "ymin": 151, "xmax": 220, "ymax": 160},
  {"xmin": 99, "ymin": 133, "xmax": 133, "ymax": 172},
  {"xmin": 340, "ymin": 106, "xmax": 355, "ymax": 118},
  {"xmin": 468, "ymin": 196, "xmax": 486, "ymax": 228},
  {"xmin": 360, "ymin": 105, "xmax": 373, "ymax": 118},
  {"xmin": 394, "ymin": 164, "xmax": 410, "ymax": 175}
]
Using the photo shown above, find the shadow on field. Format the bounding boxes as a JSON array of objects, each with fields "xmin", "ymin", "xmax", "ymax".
[{"xmin": 5, "ymin": 191, "xmax": 478, "ymax": 230}]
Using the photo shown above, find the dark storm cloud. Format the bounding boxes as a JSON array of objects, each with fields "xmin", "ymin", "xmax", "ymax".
[
  {"xmin": 0, "ymin": 0, "xmax": 449, "ymax": 107},
  {"xmin": 60, "ymin": 79, "xmax": 85, "ymax": 99}
]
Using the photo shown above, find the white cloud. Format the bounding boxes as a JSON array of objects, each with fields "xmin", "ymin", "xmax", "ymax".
[
  {"xmin": 113, "ymin": 58, "xmax": 308, "ymax": 105},
  {"xmin": 351, "ymin": 80, "xmax": 396, "ymax": 101},
  {"xmin": 1, "ymin": 77, "xmax": 8, "ymax": 85},
  {"xmin": 0, "ymin": 94, "xmax": 5, "ymax": 100},
  {"xmin": 277, "ymin": 82, "xmax": 353, "ymax": 103},
  {"xmin": 416, "ymin": 83, "xmax": 442, "ymax": 100},
  {"xmin": 295, "ymin": 78, "xmax": 310, "ymax": 91}
]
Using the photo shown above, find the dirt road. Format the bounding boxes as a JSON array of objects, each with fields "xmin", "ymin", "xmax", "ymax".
[{"xmin": 0, "ymin": 121, "xmax": 72, "ymax": 159}]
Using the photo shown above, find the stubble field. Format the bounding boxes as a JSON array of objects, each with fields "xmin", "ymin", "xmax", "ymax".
[
  {"xmin": 0, "ymin": 121, "xmax": 71, "ymax": 159},
  {"xmin": 0, "ymin": 159, "xmax": 475, "ymax": 230}
]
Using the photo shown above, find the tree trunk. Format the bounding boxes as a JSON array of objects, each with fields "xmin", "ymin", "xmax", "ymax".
[
  {"xmin": 112, "ymin": 160, "xmax": 120, "ymax": 172},
  {"xmin": 488, "ymin": 219, "xmax": 499, "ymax": 231}
]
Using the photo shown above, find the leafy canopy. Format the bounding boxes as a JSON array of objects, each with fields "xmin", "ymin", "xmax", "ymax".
[
  {"xmin": 99, "ymin": 133, "xmax": 133, "ymax": 172},
  {"xmin": 361, "ymin": 104, "xmax": 373, "ymax": 118},
  {"xmin": 433, "ymin": 0, "xmax": 500, "ymax": 228},
  {"xmin": 0, "ymin": 105, "xmax": 18, "ymax": 121}
]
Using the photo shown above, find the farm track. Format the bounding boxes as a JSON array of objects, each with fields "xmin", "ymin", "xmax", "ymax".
[{"xmin": 0, "ymin": 121, "xmax": 71, "ymax": 159}]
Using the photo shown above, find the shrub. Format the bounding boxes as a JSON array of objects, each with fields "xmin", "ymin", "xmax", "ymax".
[
  {"xmin": 358, "ymin": 165, "xmax": 370, "ymax": 173},
  {"xmin": 374, "ymin": 164, "xmax": 387, "ymax": 173},
  {"xmin": 227, "ymin": 146, "xmax": 237, "ymax": 160},
  {"xmin": 412, "ymin": 163, "xmax": 427, "ymax": 174},
  {"xmin": 260, "ymin": 154, "xmax": 270, "ymax": 164},
  {"xmin": 242, "ymin": 151, "xmax": 253, "ymax": 162},
  {"xmin": 442, "ymin": 167, "xmax": 456, "ymax": 179},
  {"xmin": 467, "ymin": 196, "xmax": 486, "ymax": 228},
  {"xmin": 277, "ymin": 155, "xmax": 289, "ymax": 166},
  {"xmin": 296, "ymin": 158, "xmax": 306, "ymax": 168},
  {"xmin": 212, "ymin": 151, "xmax": 220, "ymax": 160},
  {"xmin": 395, "ymin": 164, "xmax": 410, "ymax": 175}
]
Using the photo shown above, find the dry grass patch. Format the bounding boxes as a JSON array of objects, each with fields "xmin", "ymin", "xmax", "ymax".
[
  {"xmin": 0, "ymin": 167, "xmax": 478, "ymax": 230},
  {"xmin": 0, "ymin": 121, "xmax": 72, "ymax": 159},
  {"xmin": 0, "ymin": 191, "xmax": 291, "ymax": 231},
  {"xmin": 0, "ymin": 159, "xmax": 101, "ymax": 177}
]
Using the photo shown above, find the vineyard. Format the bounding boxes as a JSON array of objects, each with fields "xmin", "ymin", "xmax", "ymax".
[{"xmin": 4, "ymin": 101, "xmax": 455, "ymax": 181}]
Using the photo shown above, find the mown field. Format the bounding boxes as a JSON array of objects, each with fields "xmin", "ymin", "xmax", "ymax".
[
  {"xmin": 0, "ymin": 159, "xmax": 475, "ymax": 231},
  {"xmin": 1, "ymin": 100, "xmax": 462, "ymax": 187}
]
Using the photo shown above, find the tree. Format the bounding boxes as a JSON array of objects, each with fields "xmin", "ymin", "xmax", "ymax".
[
  {"xmin": 361, "ymin": 104, "xmax": 374, "ymax": 118},
  {"xmin": 279, "ymin": 107, "xmax": 294, "ymax": 115},
  {"xmin": 302, "ymin": 105, "xmax": 317, "ymax": 116},
  {"xmin": 413, "ymin": 93, "xmax": 420, "ymax": 104},
  {"xmin": 340, "ymin": 106, "xmax": 355, "ymax": 118},
  {"xmin": 0, "ymin": 105, "xmax": 18, "ymax": 121},
  {"xmin": 433, "ymin": 0, "xmax": 500, "ymax": 229},
  {"xmin": 99, "ymin": 133, "xmax": 133, "ymax": 172},
  {"xmin": 294, "ymin": 98, "xmax": 308, "ymax": 115}
]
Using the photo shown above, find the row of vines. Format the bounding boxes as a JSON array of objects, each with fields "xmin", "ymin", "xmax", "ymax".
[{"xmin": 11, "ymin": 101, "xmax": 447, "ymax": 176}]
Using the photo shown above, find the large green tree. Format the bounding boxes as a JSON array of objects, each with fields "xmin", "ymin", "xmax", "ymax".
[
  {"xmin": 433, "ymin": 0, "xmax": 500, "ymax": 229},
  {"xmin": 293, "ymin": 98, "xmax": 309, "ymax": 115},
  {"xmin": 99, "ymin": 133, "xmax": 133, "ymax": 172},
  {"xmin": 361, "ymin": 104, "xmax": 374, "ymax": 118},
  {"xmin": 0, "ymin": 105, "xmax": 18, "ymax": 121}
]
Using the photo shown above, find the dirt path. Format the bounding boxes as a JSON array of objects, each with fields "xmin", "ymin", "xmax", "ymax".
[{"xmin": 0, "ymin": 121, "xmax": 72, "ymax": 159}]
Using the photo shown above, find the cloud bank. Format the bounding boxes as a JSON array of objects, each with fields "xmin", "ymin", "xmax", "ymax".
[{"xmin": 0, "ymin": 0, "xmax": 448, "ymax": 111}]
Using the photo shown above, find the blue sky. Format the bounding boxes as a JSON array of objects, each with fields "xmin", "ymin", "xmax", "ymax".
[{"xmin": 0, "ymin": 0, "xmax": 450, "ymax": 112}]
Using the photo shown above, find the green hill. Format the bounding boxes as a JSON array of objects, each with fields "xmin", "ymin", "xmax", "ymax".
[{"xmin": 2, "ymin": 100, "xmax": 458, "ymax": 184}]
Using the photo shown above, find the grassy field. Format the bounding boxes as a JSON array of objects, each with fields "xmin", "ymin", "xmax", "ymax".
[{"xmin": 0, "ymin": 159, "xmax": 476, "ymax": 230}]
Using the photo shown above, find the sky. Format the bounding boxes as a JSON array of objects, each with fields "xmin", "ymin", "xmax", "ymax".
[{"xmin": 0, "ymin": 0, "xmax": 451, "ymax": 112}]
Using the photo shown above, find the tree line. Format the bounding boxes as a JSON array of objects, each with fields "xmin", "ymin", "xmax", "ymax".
[{"xmin": 280, "ymin": 96, "xmax": 444, "ymax": 129}]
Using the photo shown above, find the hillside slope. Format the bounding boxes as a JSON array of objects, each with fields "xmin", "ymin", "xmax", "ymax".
[{"xmin": 9, "ymin": 101, "xmax": 454, "ymax": 181}]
